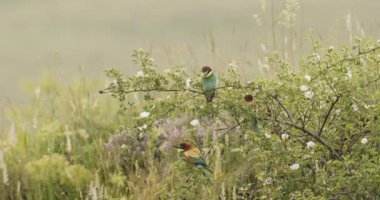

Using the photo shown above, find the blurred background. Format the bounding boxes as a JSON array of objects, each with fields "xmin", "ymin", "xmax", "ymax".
[{"xmin": 1, "ymin": 0, "xmax": 379, "ymax": 105}]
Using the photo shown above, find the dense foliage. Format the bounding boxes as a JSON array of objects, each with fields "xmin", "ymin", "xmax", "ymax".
[{"xmin": 0, "ymin": 39, "xmax": 379, "ymax": 199}]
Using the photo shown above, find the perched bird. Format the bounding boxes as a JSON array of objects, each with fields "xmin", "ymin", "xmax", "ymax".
[
  {"xmin": 201, "ymin": 66, "xmax": 218, "ymax": 103},
  {"xmin": 173, "ymin": 142, "xmax": 212, "ymax": 172}
]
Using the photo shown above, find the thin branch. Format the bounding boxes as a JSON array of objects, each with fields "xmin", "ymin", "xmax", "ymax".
[
  {"xmin": 327, "ymin": 46, "xmax": 380, "ymax": 69},
  {"xmin": 346, "ymin": 130, "xmax": 372, "ymax": 154},
  {"xmin": 99, "ymin": 88, "xmax": 202, "ymax": 95},
  {"xmin": 217, "ymin": 116, "xmax": 232, "ymax": 129},
  {"xmin": 366, "ymin": 76, "xmax": 380, "ymax": 86},
  {"xmin": 319, "ymin": 95, "xmax": 340, "ymax": 136},
  {"xmin": 310, "ymin": 46, "xmax": 380, "ymax": 84},
  {"xmin": 278, "ymin": 120, "xmax": 343, "ymax": 160},
  {"xmin": 158, "ymin": 92, "xmax": 203, "ymax": 118},
  {"xmin": 204, "ymin": 121, "xmax": 241, "ymax": 159},
  {"xmin": 268, "ymin": 94, "xmax": 293, "ymax": 123},
  {"xmin": 99, "ymin": 85, "xmax": 238, "ymax": 95}
]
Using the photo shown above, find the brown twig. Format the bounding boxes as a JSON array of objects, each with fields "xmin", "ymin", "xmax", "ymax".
[
  {"xmin": 318, "ymin": 95, "xmax": 340, "ymax": 136},
  {"xmin": 278, "ymin": 120, "xmax": 343, "ymax": 160},
  {"xmin": 99, "ymin": 88, "xmax": 202, "ymax": 95},
  {"xmin": 268, "ymin": 94, "xmax": 293, "ymax": 123},
  {"xmin": 346, "ymin": 130, "xmax": 372, "ymax": 154}
]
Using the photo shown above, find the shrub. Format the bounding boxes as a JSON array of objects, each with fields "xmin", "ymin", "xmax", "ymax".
[{"xmin": 102, "ymin": 39, "xmax": 380, "ymax": 199}]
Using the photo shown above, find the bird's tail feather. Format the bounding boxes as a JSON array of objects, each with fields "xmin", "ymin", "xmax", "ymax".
[
  {"xmin": 205, "ymin": 90, "xmax": 216, "ymax": 103},
  {"xmin": 196, "ymin": 163, "xmax": 213, "ymax": 173}
]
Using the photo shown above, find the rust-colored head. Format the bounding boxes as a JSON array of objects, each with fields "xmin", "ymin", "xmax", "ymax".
[
  {"xmin": 173, "ymin": 142, "xmax": 193, "ymax": 151},
  {"xmin": 201, "ymin": 66, "xmax": 213, "ymax": 78},
  {"xmin": 202, "ymin": 66, "xmax": 212, "ymax": 73}
]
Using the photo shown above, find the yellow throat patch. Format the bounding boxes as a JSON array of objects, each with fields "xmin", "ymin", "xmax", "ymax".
[
  {"xmin": 204, "ymin": 71, "xmax": 213, "ymax": 78},
  {"xmin": 177, "ymin": 149, "xmax": 184, "ymax": 153}
]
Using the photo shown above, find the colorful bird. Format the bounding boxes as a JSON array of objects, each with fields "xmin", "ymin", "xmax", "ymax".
[
  {"xmin": 201, "ymin": 66, "xmax": 218, "ymax": 103},
  {"xmin": 173, "ymin": 142, "xmax": 213, "ymax": 172}
]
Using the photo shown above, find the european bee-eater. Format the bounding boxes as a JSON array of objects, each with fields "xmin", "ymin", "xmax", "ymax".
[
  {"xmin": 201, "ymin": 66, "xmax": 217, "ymax": 103},
  {"xmin": 173, "ymin": 142, "xmax": 212, "ymax": 172}
]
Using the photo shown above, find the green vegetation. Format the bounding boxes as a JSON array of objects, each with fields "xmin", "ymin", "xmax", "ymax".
[{"xmin": 0, "ymin": 38, "xmax": 379, "ymax": 199}]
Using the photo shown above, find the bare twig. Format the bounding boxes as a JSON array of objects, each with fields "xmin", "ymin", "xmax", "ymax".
[
  {"xmin": 217, "ymin": 116, "xmax": 232, "ymax": 129},
  {"xmin": 99, "ymin": 88, "xmax": 202, "ymax": 95},
  {"xmin": 158, "ymin": 92, "xmax": 203, "ymax": 118},
  {"xmin": 319, "ymin": 95, "xmax": 340, "ymax": 136},
  {"xmin": 100, "ymin": 84, "xmax": 239, "ymax": 95},
  {"xmin": 278, "ymin": 120, "xmax": 343, "ymax": 160},
  {"xmin": 346, "ymin": 130, "xmax": 372, "ymax": 154},
  {"xmin": 327, "ymin": 46, "xmax": 380, "ymax": 69},
  {"xmin": 310, "ymin": 46, "xmax": 380, "ymax": 84},
  {"xmin": 204, "ymin": 121, "xmax": 242, "ymax": 158},
  {"xmin": 268, "ymin": 94, "xmax": 293, "ymax": 123}
]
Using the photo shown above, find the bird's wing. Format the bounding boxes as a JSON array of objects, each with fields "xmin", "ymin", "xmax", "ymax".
[
  {"xmin": 184, "ymin": 148, "xmax": 201, "ymax": 158},
  {"xmin": 184, "ymin": 148, "xmax": 206, "ymax": 165}
]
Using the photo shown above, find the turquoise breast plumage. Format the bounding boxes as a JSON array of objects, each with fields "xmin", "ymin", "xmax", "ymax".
[{"xmin": 201, "ymin": 66, "xmax": 218, "ymax": 103}]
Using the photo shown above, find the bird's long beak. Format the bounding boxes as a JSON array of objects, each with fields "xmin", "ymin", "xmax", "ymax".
[
  {"xmin": 172, "ymin": 145, "xmax": 184, "ymax": 153},
  {"xmin": 202, "ymin": 71, "xmax": 213, "ymax": 78}
]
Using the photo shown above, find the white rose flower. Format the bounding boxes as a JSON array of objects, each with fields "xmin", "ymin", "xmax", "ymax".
[
  {"xmin": 345, "ymin": 70, "xmax": 352, "ymax": 79},
  {"xmin": 138, "ymin": 124, "xmax": 148, "ymax": 131},
  {"xmin": 361, "ymin": 138, "xmax": 368, "ymax": 144},
  {"xmin": 305, "ymin": 75, "xmax": 311, "ymax": 82},
  {"xmin": 190, "ymin": 119, "xmax": 199, "ymax": 126},
  {"xmin": 186, "ymin": 78, "xmax": 191, "ymax": 89},
  {"xmin": 263, "ymin": 177, "xmax": 272, "ymax": 185},
  {"xmin": 304, "ymin": 91, "xmax": 314, "ymax": 99},
  {"xmin": 300, "ymin": 85, "xmax": 309, "ymax": 92},
  {"xmin": 351, "ymin": 104, "xmax": 358, "ymax": 111},
  {"xmin": 139, "ymin": 111, "xmax": 150, "ymax": 118},
  {"xmin": 306, "ymin": 141, "xmax": 315, "ymax": 148},
  {"xmin": 335, "ymin": 109, "xmax": 341, "ymax": 115},
  {"xmin": 136, "ymin": 71, "xmax": 144, "ymax": 77},
  {"xmin": 315, "ymin": 54, "xmax": 321, "ymax": 61},
  {"xmin": 264, "ymin": 133, "xmax": 272, "ymax": 139},
  {"xmin": 290, "ymin": 163, "xmax": 300, "ymax": 170},
  {"xmin": 281, "ymin": 134, "xmax": 289, "ymax": 140}
]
